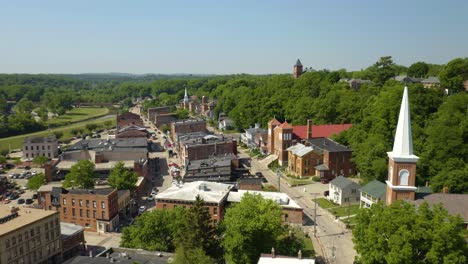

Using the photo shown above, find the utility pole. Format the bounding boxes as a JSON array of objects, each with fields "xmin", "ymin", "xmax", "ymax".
[
  {"xmin": 276, "ymin": 169, "xmax": 281, "ymax": 192},
  {"xmin": 347, "ymin": 200, "xmax": 351, "ymax": 227},
  {"xmin": 314, "ymin": 193, "xmax": 317, "ymax": 237}
]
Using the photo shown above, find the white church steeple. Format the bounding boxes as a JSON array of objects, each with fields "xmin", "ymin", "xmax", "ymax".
[
  {"xmin": 183, "ymin": 87, "xmax": 189, "ymax": 103},
  {"xmin": 387, "ymin": 86, "xmax": 419, "ymax": 163}
]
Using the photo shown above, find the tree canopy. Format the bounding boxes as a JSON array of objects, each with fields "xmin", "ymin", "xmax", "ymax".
[
  {"xmin": 32, "ymin": 155, "xmax": 48, "ymax": 167},
  {"xmin": 63, "ymin": 160, "xmax": 95, "ymax": 189},
  {"xmin": 108, "ymin": 161, "xmax": 138, "ymax": 190},
  {"xmin": 27, "ymin": 173, "xmax": 46, "ymax": 191},
  {"xmin": 353, "ymin": 201, "xmax": 467, "ymax": 264}
]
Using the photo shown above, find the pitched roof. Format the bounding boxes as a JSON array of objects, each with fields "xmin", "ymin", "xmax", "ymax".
[
  {"xmin": 330, "ymin": 176, "xmax": 360, "ymax": 189},
  {"xmin": 421, "ymin": 76, "xmax": 440, "ymax": 84},
  {"xmin": 292, "ymin": 124, "xmax": 352, "ymax": 140},
  {"xmin": 268, "ymin": 118, "xmax": 281, "ymax": 126},
  {"xmin": 360, "ymin": 180, "xmax": 386, "ymax": 200},
  {"xmin": 307, "ymin": 138, "xmax": 351, "ymax": 152},
  {"xmin": 279, "ymin": 121, "xmax": 293, "ymax": 129},
  {"xmin": 287, "ymin": 143, "xmax": 316, "ymax": 157},
  {"xmin": 413, "ymin": 193, "xmax": 468, "ymax": 223},
  {"xmin": 295, "ymin": 59, "xmax": 302, "ymax": 66},
  {"xmin": 314, "ymin": 164, "xmax": 329, "ymax": 170}
]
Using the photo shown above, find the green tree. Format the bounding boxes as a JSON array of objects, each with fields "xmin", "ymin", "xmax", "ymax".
[
  {"xmin": 372, "ymin": 56, "xmax": 396, "ymax": 86},
  {"xmin": 53, "ymin": 131, "xmax": 63, "ymax": 140},
  {"xmin": 108, "ymin": 161, "xmax": 138, "ymax": 190},
  {"xmin": 27, "ymin": 173, "xmax": 46, "ymax": 191},
  {"xmin": 121, "ymin": 208, "xmax": 186, "ymax": 251},
  {"xmin": 13, "ymin": 98, "xmax": 34, "ymax": 113},
  {"xmin": 175, "ymin": 196, "xmax": 218, "ymax": 258},
  {"xmin": 176, "ymin": 109, "xmax": 190, "ymax": 120},
  {"xmin": 0, "ymin": 156, "xmax": 6, "ymax": 164},
  {"xmin": 408, "ymin": 62, "xmax": 429, "ymax": 78},
  {"xmin": 85, "ymin": 123, "xmax": 98, "ymax": 132},
  {"xmin": 32, "ymin": 156, "xmax": 48, "ymax": 167},
  {"xmin": 353, "ymin": 201, "xmax": 467, "ymax": 264},
  {"xmin": 222, "ymin": 193, "xmax": 286, "ymax": 264},
  {"xmin": 37, "ymin": 106, "xmax": 48, "ymax": 121},
  {"xmin": 160, "ymin": 124, "xmax": 169, "ymax": 133},
  {"xmin": 173, "ymin": 246, "xmax": 214, "ymax": 264},
  {"xmin": 439, "ymin": 58, "xmax": 468, "ymax": 93},
  {"xmin": 63, "ymin": 160, "xmax": 95, "ymax": 189}
]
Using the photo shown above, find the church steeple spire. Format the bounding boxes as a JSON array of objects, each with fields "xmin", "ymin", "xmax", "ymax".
[
  {"xmin": 184, "ymin": 87, "xmax": 189, "ymax": 103},
  {"xmin": 387, "ymin": 86, "xmax": 419, "ymax": 162}
]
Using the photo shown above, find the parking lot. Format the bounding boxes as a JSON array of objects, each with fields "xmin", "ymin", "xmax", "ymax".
[{"xmin": 0, "ymin": 167, "xmax": 44, "ymax": 206}]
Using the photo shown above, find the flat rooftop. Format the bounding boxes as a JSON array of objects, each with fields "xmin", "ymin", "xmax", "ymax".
[
  {"xmin": 0, "ymin": 206, "xmax": 58, "ymax": 237},
  {"xmin": 56, "ymin": 160, "xmax": 135, "ymax": 170},
  {"xmin": 227, "ymin": 190, "xmax": 302, "ymax": 209},
  {"xmin": 61, "ymin": 222, "xmax": 84, "ymax": 236},
  {"xmin": 155, "ymin": 181, "xmax": 234, "ymax": 204}
]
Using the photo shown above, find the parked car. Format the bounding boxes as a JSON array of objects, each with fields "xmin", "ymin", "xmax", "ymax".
[
  {"xmin": 32, "ymin": 193, "xmax": 38, "ymax": 199},
  {"xmin": 25, "ymin": 199, "xmax": 33, "ymax": 205},
  {"xmin": 138, "ymin": 206, "xmax": 147, "ymax": 214},
  {"xmin": 3, "ymin": 199, "xmax": 11, "ymax": 204},
  {"xmin": 255, "ymin": 172, "xmax": 263, "ymax": 177},
  {"xmin": 17, "ymin": 199, "xmax": 25, "ymax": 204},
  {"xmin": 147, "ymin": 196, "xmax": 154, "ymax": 201},
  {"xmin": 323, "ymin": 190, "xmax": 330, "ymax": 197},
  {"xmin": 151, "ymin": 190, "xmax": 158, "ymax": 196},
  {"xmin": 261, "ymin": 177, "xmax": 268, "ymax": 183}
]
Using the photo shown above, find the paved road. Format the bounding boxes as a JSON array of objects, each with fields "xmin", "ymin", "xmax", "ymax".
[{"xmin": 247, "ymin": 153, "xmax": 356, "ymax": 264}]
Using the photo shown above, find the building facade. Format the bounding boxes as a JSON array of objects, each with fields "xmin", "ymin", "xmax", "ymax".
[
  {"xmin": 180, "ymin": 135, "xmax": 237, "ymax": 164},
  {"xmin": 23, "ymin": 135, "xmax": 59, "ymax": 160},
  {"xmin": 0, "ymin": 206, "xmax": 62, "ymax": 264},
  {"xmin": 39, "ymin": 188, "xmax": 119, "ymax": 233},
  {"xmin": 116, "ymin": 112, "xmax": 143, "ymax": 128},
  {"xmin": 329, "ymin": 176, "xmax": 361, "ymax": 206},
  {"xmin": 170, "ymin": 119, "xmax": 207, "ymax": 142},
  {"xmin": 293, "ymin": 59, "xmax": 303, "ymax": 79},
  {"xmin": 147, "ymin": 106, "xmax": 172, "ymax": 122}
]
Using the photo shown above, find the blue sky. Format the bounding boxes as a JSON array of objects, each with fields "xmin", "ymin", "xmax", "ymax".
[{"xmin": 1, "ymin": 0, "xmax": 467, "ymax": 74}]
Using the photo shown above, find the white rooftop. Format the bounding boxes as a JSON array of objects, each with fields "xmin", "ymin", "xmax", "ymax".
[
  {"xmin": 258, "ymin": 255, "xmax": 314, "ymax": 264},
  {"xmin": 287, "ymin": 143, "xmax": 315, "ymax": 157},
  {"xmin": 387, "ymin": 86, "xmax": 419, "ymax": 162},
  {"xmin": 227, "ymin": 190, "xmax": 302, "ymax": 209},
  {"xmin": 60, "ymin": 222, "xmax": 84, "ymax": 236},
  {"xmin": 155, "ymin": 181, "xmax": 234, "ymax": 204}
]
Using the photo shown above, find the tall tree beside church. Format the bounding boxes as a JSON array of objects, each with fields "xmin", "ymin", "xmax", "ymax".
[
  {"xmin": 408, "ymin": 62, "xmax": 429, "ymax": 78},
  {"xmin": 439, "ymin": 57, "xmax": 468, "ymax": 93},
  {"xmin": 372, "ymin": 56, "xmax": 397, "ymax": 86},
  {"xmin": 353, "ymin": 201, "xmax": 467, "ymax": 264}
]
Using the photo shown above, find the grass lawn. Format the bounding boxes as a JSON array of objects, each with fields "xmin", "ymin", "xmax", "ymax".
[
  {"xmin": 342, "ymin": 215, "xmax": 358, "ymax": 225},
  {"xmin": 46, "ymin": 107, "xmax": 109, "ymax": 127},
  {"xmin": 284, "ymin": 176, "xmax": 313, "ymax": 186},
  {"xmin": 298, "ymin": 231, "xmax": 315, "ymax": 257},
  {"xmin": 329, "ymin": 204, "xmax": 361, "ymax": 217},
  {"xmin": 0, "ymin": 117, "xmax": 115, "ymax": 153},
  {"xmin": 313, "ymin": 198, "xmax": 337, "ymax": 209}
]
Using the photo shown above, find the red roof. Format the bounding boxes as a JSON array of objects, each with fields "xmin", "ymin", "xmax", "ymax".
[
  {"xmin": 292, "ymin": 124, "xmax": 352, "ymax": 139},
  {"xmin": 279, "ymin": 121, "xmax": 293, "ymax": 129}
]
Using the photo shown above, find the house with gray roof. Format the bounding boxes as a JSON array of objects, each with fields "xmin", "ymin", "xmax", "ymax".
[
  {"xmin": 421, "ymin": 76, "xmax": 440, "ymax": 88},
  {"xmin": 329, "ymin": 176, "xmax": 361, "ymax": 205},
  {"xmin": 359, "ymin": 180, "xmax": 387, "ymax": 208}
]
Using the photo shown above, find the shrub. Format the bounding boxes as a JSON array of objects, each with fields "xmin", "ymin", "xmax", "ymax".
[{"xmin": 312, "ymin": 176, "xmax": 320, "ymax": 182}]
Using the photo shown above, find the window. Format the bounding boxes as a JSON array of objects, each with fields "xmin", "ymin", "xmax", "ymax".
[
  {"xmin": 72, "ymin": 199, "xmax": 75, "ymax": 206},
  {"xmin": 48, "ymin": 146, "xmax": 50, "ymax": 150},
  {"xmin": 42, "ymin": 146, "xmax": 45, "ymax": 150},
  {"xmin": 26, "ymin": 153, "xmax": 29, "ymax": 158},
  {"xmin": 86, "ymin": 210, "xmax": 90, "ymax": 218},
  {"xmin": 399, "ymin": 169, "xmax": 409, "ymax": 186},
  {"xmin": 48, "ymin": 153, "xmax": 51, "ymax": 158},
  {"xmin": 25, "ymin": 146, "xmax": 28, "ymax": 150},
  {"xmin": 163, "ymin": 204, "xmax": 167, "ymax": 209},
  {"xmin": 93, "ymin": 210, "xmax": 96, "ymax": 218},
  {"xmin": 12, "ymin": 237, "xmax": 16, "ymax": 245},
  {"xmin": 6, "ymin": 239, "xmax": 10, "ymax": 248},
  {"xmin": 344, "ymin": 197, "xmax": 349, "ymax": 202},
  {"xmin": 351, "ymin": 189, "xmax": 356, "ymax": 194},
  {"xmin": 86, "ymin": 200, "xmax": 89, "ymax": 208},
  {"xmin": 79, "ymin": 209, "xmax": 83, "ymax": 217},
  {"xmin": 213, "ymin": 207, "xmax": 218, "ymax": 216},
  {"xmin": 101, "ymin": 201, "xmax": 105, "ymax": 209},
  {"xmin": 79, "ymin": 199, "xmax": 83, "ymax": 206},
  {"xmin": 72, "ymin": 208, "xmax": 75, "ymax": 217},
  {"xmin": 36, "ymin": 146, "xmax": 39, "ymax": 150},
  {"xmin": 24, "ymin": 231, "xmax": 28, "ymax": 239},
  {"xmin": 63, "ymin": 207, "xmax": 67, "ymax": 215},
  {"xmin": 93, "ymin": 201, "xmax": 97, "ymax": 208},
  {"xmin": 102, "ymin": 211, "xmax": 106, "ymax": 219},
  {"xmin": 18, "ymin": 234, "xmax": 22, "ymax": 242}
]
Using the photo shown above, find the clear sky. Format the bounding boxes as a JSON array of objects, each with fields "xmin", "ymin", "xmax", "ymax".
[{"xmin": 1, "ymin": 0, "xmax": 467, "ymax": 74}]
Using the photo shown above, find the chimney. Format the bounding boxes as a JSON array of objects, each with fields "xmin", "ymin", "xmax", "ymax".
[
  {"xmin": 271, "ymin": 248, "xmax": 275, "ymax": 258},
  {"xmin": 442, "ymin": 186, "xmax": 449, "ymax": 194},
  {"xmin": 307, "ymin": 119, "xmax": 313, "ymax": 139},
  {"xmin": 298, "ymin": 250, "xmax": 302, "ymax": 259}
]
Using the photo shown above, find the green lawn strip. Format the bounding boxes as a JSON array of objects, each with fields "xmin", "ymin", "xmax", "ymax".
[
  {"xmin": 341, "ymin": 215, "xmax": 358, "ymax": 225},
  {"xmin": 46, "ymin": 107, "xmax": 109, "ymax": 127},
  {"xmin": 298, "ymin": 230, "xmax": 315, "ymax": 257},
  {"xmin": 328, "ymin": 204, "xmax": 361, "ymax": 218},
  {"xmin": 0, "ymin": 117, "xmax": 115, "ymax": 152},
  {"xmin": 313, "ymin": 198, "xmax": 337, "ymax": 209}
]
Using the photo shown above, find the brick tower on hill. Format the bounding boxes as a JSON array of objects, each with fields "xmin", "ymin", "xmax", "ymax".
[{"xmin": 293, "ymin": 59, "xmax": 303, "ymax": 79}]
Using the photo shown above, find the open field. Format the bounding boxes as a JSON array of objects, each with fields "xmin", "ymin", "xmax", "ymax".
[
  {"xmin": 0, "ymin": 116, "xmax": 115, "ymax": 153},
  {"xmin": 46, "ymin": 107, "xmax": 109, "ymax": 127}
]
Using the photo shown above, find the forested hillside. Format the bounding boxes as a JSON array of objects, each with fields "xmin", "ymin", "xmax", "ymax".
[{"xmin": 1, "ymin": 57, "xmax": 466, "ymax": 192}]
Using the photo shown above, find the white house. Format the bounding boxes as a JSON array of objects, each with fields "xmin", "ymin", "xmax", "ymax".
[
  {"xmin": 218, "ymin": 117, "xmax": 234, "ymax": 130},
  {"xmin": 329, "ymin": 176, "xmax": 361, "ymax": 205},
  {"xmin": 359, "ymin": 180, "xmax": 387, "ymax": 208}
]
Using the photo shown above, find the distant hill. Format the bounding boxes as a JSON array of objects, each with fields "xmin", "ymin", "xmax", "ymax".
[{"xmin": 60, "ymin": 73, "xmax": 217, "ymax": 83}]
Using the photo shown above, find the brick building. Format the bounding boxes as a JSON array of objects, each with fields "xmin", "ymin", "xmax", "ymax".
[
  {"xmin": 0, "ymin": 206, "xmax": 62, "ymax": 264},
  {"xmin": 179, "ymin": 134, "xmax": 237, "ymax": 165},
  {"xmin": 183, "ymin": 156, "xmax": 235, "ymax": 182},
  {"xmin": 238, "ymin": 178, "xmax": 263, "ymax": 191},
  {"xmin": 39, "ymin": 188, "xmax": 119, "ymax": 233},
  {"xmin": 268, "ymin": 118, "xmax": 352, "ymax": 166},
  {"xmin": 154, "ymin": 113, "xmax": 178, "ymax": 129},
  {"xmin": 147, "ymin": 106, "xmax": 172, "ymax": 122},
  {"xmin": 116, "ymin": 124, "xmax": 148, "ymax": 139},
  {"xmin": 60, "ymin": 222, "xmax": 85, "ymax": 261},
  {"xmin": 22, "ymin": 135, "xmax": 59, "ymax": 160},
  {"xmin": 155, "ymin": 181, "xmax": 234, "ymax": 223},
  {"xmin": 170, "ymin": 119, "xmax": 207, "ymax": 142},
  {"xmin": 116, "ymin": 112, "xmax": 143, "ymax": 128},
  {"xmin": 293, "ymin": 59, "xmax": 303, "ymax": 79}
]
